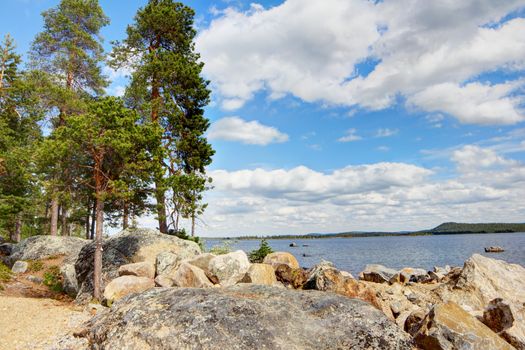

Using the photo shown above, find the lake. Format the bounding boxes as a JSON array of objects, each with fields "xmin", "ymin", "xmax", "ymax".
[{"xmin": 204, "ymin": 232, "xmax": 525, "ymax": 276}]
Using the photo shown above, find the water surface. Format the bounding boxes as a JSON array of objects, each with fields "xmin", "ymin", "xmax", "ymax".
[{"xmin": 205, "ymin": 232, "xmax": 525, "ymax": 276}]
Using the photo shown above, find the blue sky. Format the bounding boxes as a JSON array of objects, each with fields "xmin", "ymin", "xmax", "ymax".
[{"xmin": 2, "ymin": 0, "xmax": 525, "ymax": 236}]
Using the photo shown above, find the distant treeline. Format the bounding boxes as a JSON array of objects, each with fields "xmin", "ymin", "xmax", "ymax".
[{"xmin": 213, "ymin": 222, "xmax": 525, "ymax": 240}]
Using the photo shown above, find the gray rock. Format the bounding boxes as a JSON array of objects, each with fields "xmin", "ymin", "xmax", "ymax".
[
  {"xmin": 7, "ymin": 236, "xmax": 88, "ymax": 267},
  {"xmin": 11, "ymin": 260, "xmax": 28, "ymax": 273},
  {"xmin": 26, "ymin": 275, "xmax": 43, "ymax": 284},
  {"xmin": 155, "ymin": 251, "xmax": 181, "ymax": 276},
  {"xmin": 208, "ymin": 250, "xmax": 250, "ymax": 286},
  {"xmin": 360, "ymin": 264, "xmax": 398, "ymax": 284},
  {"xmin": 61, "ymin": 264, "xmax": 79, "ymax": 297},
  {"xmin": 0, "ymin": 243, "xmax": 14, "ymax": 256},
  {"xmin": 75, "ymin": 228, "xmax": 201, "ymax": 303},
  {"xmin": 84, "ymin": 284, "xmax": 413, "ymax": 349}
]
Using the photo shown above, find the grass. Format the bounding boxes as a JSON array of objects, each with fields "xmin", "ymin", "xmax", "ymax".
[
  {"xmin": 43, "ymin": 265, "xmax": 63, "ymax": 293},
  {"xmin": 0, "ymin": 262, "xmax": 12, "ymax": 290},
  {"xmin": 27, "ymin": 260, "xmax": 44, "ymax": 272},
  {"xmin": 209, "ymin": 241, "xmax": 232, "ymax": 255}
]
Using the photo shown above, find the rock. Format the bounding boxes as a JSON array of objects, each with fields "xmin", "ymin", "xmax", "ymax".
[
  {"xmin": 26, "ymin": 275, "xmax": 43, "ymax": 284},
  {"xmin": 274, "ymin": 264, "xmax": 308, "ymax": 289},
  {"xmin": 0, "ymin": 243, "xmax": 13, "ymax": 256},
  {"xmin": 118, "ymin": 261, "xmax": 155, "ymax": 279},
  {"xmin": 208, "ymin": 250, "xmax": 250, "ymax": 287},
  {"xmin": 360, "ymin": 264, "xmax": 398, "ymax": 284},
  {"xmin": 289, "ymin": 242, "xmax": 297, "ymax": 247},
  {"xmin": 103, "ymin": 275, "xmax": 155, "ymax": 304},
  {"xmin": 485, "ymin": 246, "xmax": 505, "ymax": 253},
  {"xmin": 186, "ymin": 253, "xmax": 215, "ymax": 272},
  {"xmin": 154, "ymin": 274, "xmax": 174, "ymax": 288},
  {"xmin": 404, "ymin": 309, "xmax": 427, "ymax": 336},
  {"xmin": 7, "ymin": 236, "xmax": 88, "ymax": 266},
  {"xmin": 61, "ymin": 264, "xmax": 79, "ymax": 297},
  {"xmin": 155, "ymin": 251, "xmax": 181, "ymax": 276},
  {"xmin": 84, "ymin": 284, "xmax": 413, "ymax": 349},
  {"xmin": 75, "ymin": 228, "xmax": 201, "ymax": 302},
  {"xmin": 11, "ymin": 260, "xmax": 28, "ymax": 273},
  {"xmin": 171, "ymin": 262, "xmax": 213, "ymax": 288},
  {"xmin": 414, "ymin": 301, "xmax": 515, "ymax": 350},
  {"xmin": 303, "ymin": 261, "xmax": 383, "ymax": 312},
  {"xmin": 263, "ymin": 252, "xmax": 300, "ymax": 269},
  {"xmin": 240, "ymin": 263, "xmax": 277, "ymax": 285},
  {"xmin": 390, "ymin": 267, "xmax": 430, "ymax": 284},
  {"xmin": 437, "ymin": 254, "xmax": 525, "ymax": 312},
  {"xmin": 482, "ymin": 298, "xmax": 525, "ymax": 350}
]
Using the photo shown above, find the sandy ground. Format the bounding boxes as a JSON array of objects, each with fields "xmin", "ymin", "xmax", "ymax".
[{"xmin": 0, "ymin": 296, "xmax": 90, "ymax": 350}]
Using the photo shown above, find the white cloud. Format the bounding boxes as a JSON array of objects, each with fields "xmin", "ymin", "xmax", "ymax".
[
  {"xmin": 338, "ymin": 128, "xmax": 362, "ymax": 142},
  {"xmin": 375, "ymin": 128, "xmax": 398, "ymax": 137},
  {"xmin": 197, "ymin": 0, "xmax": 525, "ymax": 124},
  {"xmin": 452, "ymin": 145, "xmax": 519, "ymax": 173},
  {"xmin": 208, "ymin": 116, "xmax": 289, "ymax": 145}
]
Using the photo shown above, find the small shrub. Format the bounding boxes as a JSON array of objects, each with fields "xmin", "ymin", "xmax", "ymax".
[
  {"xmin": 0, "ymin": 262, "xmax": 12, "ymax": 283},
  {"xmin": 248, "ymin": 239, "xmax": 274, "ymax": 263},
  {"xmin": 28, "ymin": 260, "xmax": 44, "ymax": 272},
  {"xmin": 209, "ymin": 241, "xmax": 232, "ymax": 255},
  {"xmin": 43, "ymin": 265, "xmax": 63, "ymax": 292}
]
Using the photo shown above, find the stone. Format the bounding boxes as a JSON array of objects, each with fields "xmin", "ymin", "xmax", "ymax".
[
  {"xmin": 263, "ymin": 252, "xmax": 300, "ymax": 269},
  {"xmin": 7, "ymin": 236, "xmax": 88, "ymax": 267},
  {"xmin": 11, "ymin": 260, "xmax": 28, "ymax": 274},
  {"xmin": 240, "ymin": 263, "xmax": 277, "ymax": 285},
  {"xmin": 75, "ymin": 228, "xmax": 201, "ymax": 303},
  {"xmin": 186, "ymin": 253, "xmax": 215, "ymax": 272},
  {"xmin": 437, "ymin": 254, "xmax": 525, "ymax": 312},
  {"xmin": 0, "ymin": 243, "xmax": 13, "ymax": 257},
  {"xmin": 84, "ymin": 284, "xmax": 413, "ymax": 349},
  {"xmin": 26, "ymin": 275, "xmax": 43, "ymax": 284},
  {"xmin": 404, "ymin": 309, "xmax": 427, "ymax": 336},
  {"xmin": 103, "ymin": 275, "xmax": 155, "ymax": 304},
  {"xmin": 118, "ymin": 261, "xmax": 155, "ymax": 279},
  {"xmin": 482, "ymin": 298, "xmax": 525, "ymax": 350},
  {"xmin": 61, "ymin": 264, "xmax": 79, "ymax": 297},
  {"xmin": 154, "ymin": 274, "xmax": 174, "ymax": 288},
  {"xmin": 390, "ymin": 267, "xmax": 430, "ymax": 284},
  {"xmin": 414, "ymin": 301, "xmax": 515, "ymax": 350},
  {"xmin": 208, "ymin": 250, "xmax": 250, "ymax": 287},
  {"xmin": 274, "ymin": 264, "xmax": 308, "ymax": 289},
  {"xmin": 171, "ymin": 262, "xmax": 213, "ymax": 288},
  {"xmin": 155, "ymin": 251, "xmax": 181, "ymax": 276},
  {"xmin": 360, "ymin": 264, "xmax": 398, "ymax": 284}
]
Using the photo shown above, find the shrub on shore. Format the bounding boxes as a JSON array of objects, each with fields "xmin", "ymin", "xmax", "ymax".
[{"xmin": 249, "ymin": 239, "xmax": 274, "ymax": 263}]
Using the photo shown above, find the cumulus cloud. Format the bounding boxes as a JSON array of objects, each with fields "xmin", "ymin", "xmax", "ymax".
[
  {"xmin": 208, "ymin": 116, "xmax": 289, "ymax": 145},
  {"xmin": 196, "ymin": 0, "xmax": 525, "ymax": 124},
  {"xmin": 452, "ymin": 145, "xmax": 519, "ymax": 173},
  {"xmin": 338, "ymin": 128, "xmax": 362, "ymax": 142},
  {"xmin": 375, "ymin": 128, "xmax": 399, "ymax": 137}
]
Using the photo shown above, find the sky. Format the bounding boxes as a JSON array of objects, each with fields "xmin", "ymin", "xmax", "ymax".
[{"xmin": 1, "ymin": 0, "xmax": 525, "ymax": 236}]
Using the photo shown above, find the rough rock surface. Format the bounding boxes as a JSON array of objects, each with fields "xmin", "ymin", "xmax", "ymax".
[
  {"xmin": 186, "ymin": 253, "xmax": 215, "ymax": 272},
  {"xmin": 482, "ymin": 298, "xmax": 525, "ymax": 350},
  {"xmin": 171, "ymin": 262, "xmax": 213, "ymax": 288},
  {"xmin": 11, "ymin": 260, "xmax": 28, "ymax": 274},
  {"xmin": 60, "ymin": 264, "xmax": 79, "ymax": 297},
  {"xmin": 85, "ymin": 284, "xmax": 413, "ymax": 350},
  {"xmin": 437, "ymin": 254, "xmax": 525, "ymax": 313},
  {"xmin": 414, "ymin": 301, "xmax": 515, "ymax": 350},
  {"xmin": 208, "ymin": 250, "xmax": 250, "ymax": 286},
  {"xmin": 154, "ymin": 274, "xmax": 174, "ymax": 288},
  {"xmin": 7, "ymin": 236, "xmax": 88, "ymax": 266},
  {"xmin": 390, "ymin": 267, "xmax": 430, "ymax": 284},
  {"xmin": 103, "ymin": 275, "xmax": 155, "ymax": 304},
  {"xmin": 263, "ymin": 251, "xmax": 300, "ymax": 269},
  {"xmin": 155, "ymin": 251, "xmax": 181, "ymax": 276},
  {"xmin": 0, "ymin": 243, "xmax": 14, "ymax": 257},
  {"xmin": 118, "ymin": 261, "xmax": 155, "ymax": 279},
  {"xmin": 274, "ymin": 263, "xmax": 308, "ymax": 289},
  {"xmin": 75, "ymin": 228, "xmax": 200, "ymax": 302},
  {"xmin": 240, "ymin": 263, "xmax": 277, "ymax": 285},
  {"xmin": 360, "ymin": 264, "xmax": 398, "ymax": 284}
]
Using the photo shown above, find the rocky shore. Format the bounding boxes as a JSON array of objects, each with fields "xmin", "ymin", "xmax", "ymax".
[{"xmin": 1, "ymin": 228, "xmax": 524, "ymax": 349}]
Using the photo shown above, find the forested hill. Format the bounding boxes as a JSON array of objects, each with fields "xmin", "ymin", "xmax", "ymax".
[{"xmin": 428, "ymin": 222, "xmax": 525, "ymax": 234}]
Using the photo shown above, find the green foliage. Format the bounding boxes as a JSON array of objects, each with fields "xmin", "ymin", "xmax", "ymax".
[
  {"xmin": 43, "ymin": 265, "xmax": 63, "ymax": 292},
  {"xmin": 0, "ymin": 262, "xmax": 12, "ymax": 282},
  {"xmin": 248, "ymin": 239, "xmax": 274, "ymax": 263},
  {"xmin": 167, "ymin": 228, "xmax": 204, "ymax": 251},
  {"xmin": 430, "ymin": 222, "xmax": 525, "ymax": 234},
  {"xmin": 28, "ymin": 260, "xmax": 44, "ymax": 272},
  {"xmin": 209, "ymin": 241, "xmax": 232, "ymax": 255}
]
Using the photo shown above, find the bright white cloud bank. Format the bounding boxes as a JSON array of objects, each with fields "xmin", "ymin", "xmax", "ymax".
[
  {"xmin": 200, "ymin": 144, "xmax": 525, "ymax": 235},
  {"xmin": 208, "ymin": 116, "xmax": 289, "ymax": 145},
  {"xmin": 197, "ymin": 0, "xmax": 525, "ymax": 124}
]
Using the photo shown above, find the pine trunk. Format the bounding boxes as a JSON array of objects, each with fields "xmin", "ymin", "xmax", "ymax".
[
  {"xmin": 93, "ymin": 194, "xmax": 104, "ymax": 301},
  {"xmin": 10, "ymin": 214, "xmax": 22, "ymax": 243},
  {"xmin": 122, "ymin": 201, "xmax": 129, "ymax": 230},
  {"xmin": 50, "ymin": 197, "xmax": 59, "ymax": 236},
  {"xmin": 155, "ymin": 183, "xmax": 168, "ymax": 233},
  {"xmin": 61, "ymin": 205, "xmax": 69, "ymax": 236},
  {"xmin": 191, "ymin": 214, "xmax": 195, "ymax": 237},
  {"xmin": 90, "ymin": 203, "xmax": 96, "ymax": 240}
]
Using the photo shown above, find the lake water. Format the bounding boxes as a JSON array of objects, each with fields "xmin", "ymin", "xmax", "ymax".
[{"xmin": 204, "ymin": 232, "xmax": 525, "ymax": 276}]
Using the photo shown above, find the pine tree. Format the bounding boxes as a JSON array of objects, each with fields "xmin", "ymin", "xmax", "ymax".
[{"xmin": 111, "ymin": 0, "xmax": 214, "ymax": 234}]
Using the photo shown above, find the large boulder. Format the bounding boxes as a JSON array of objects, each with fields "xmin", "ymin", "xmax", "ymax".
[
  {"xmin": 207, "ymin": 250, "xmax": 250, "ymax": 286},
  {"xmin": 240, "ymin": 263, "xmax": 277, "ymax": 285},
  {"xmin": 171, "ymin": 262, "xmax": 213, "ymax": 288},
  {"xmin": 263, "ymin": 252, "xmax": 300, "ymax": 269},
  {"xmin": 60, "ymin": 264, "xmax": 79, "ymax": 297},
  {"xmin": 118, "ymin": 261, "xmax": 155, "ymax": 279},
  {"xmin": 481, "ymin": 298, "xmax": 525, "ymax": 350},
  {"xmin": 437, "ymin": 254, "xmax": 525, "ymax": 313},
  {"xmin": 7, "ymin": 235, "xmax": 88, "ymax": 266},
  {"xmin": 360, "ymin": 264, "xmax": 398, "ymax": 284},
  {"xmin": 75, "ymin": 228, "xmax": 201, "ymax": 302},
  {"xmin": 155, "ymin": 251, "xmax": 181, "ymax": 276},
  {"xmin": 187, "ymin": 253, "xmax": 216, "ymax": 272},
  {"xmin": 84, "ymin": 284, "xmax": 413, "ymax": 349},
  {"xmin": 414, "ymin": 301, "xmax": 515, "ymax": 350},
  {"xmin": 103, "ymin": 275, "xmax": 155, "ymax": 304},
  {"xmin": 274, "ymin": 263, "xmax": 308, "ymax": 289}
]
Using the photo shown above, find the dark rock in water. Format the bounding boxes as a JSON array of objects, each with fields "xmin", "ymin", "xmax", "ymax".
[
  {"xmin": 302, "ymin": 244, "xmax": 309, "ymax": 247},
  {"xmin": 289, "ymin": 242, "xmax": 298, "ymax": 247},
  {"xmin": 7, "ymin": 236, "xmax": 88, "ymax": 267},
  {"xmin": 75, "ymin": 228, "xmax": 201, "ymax": 303},
  {"xmin": 84, "ymin": 284, "xmax": 413, "ymax": 350},
  {"xmin": 485, "ymin": 246, "xmax": 504, "ymax": 253}
]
